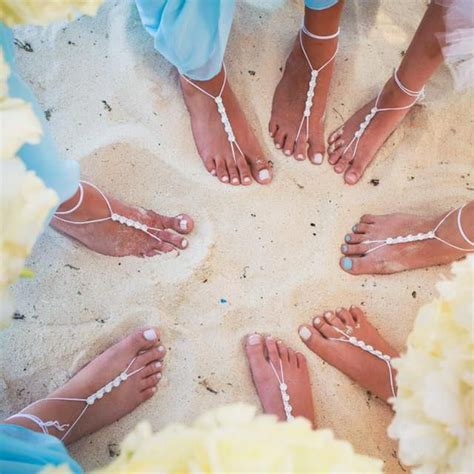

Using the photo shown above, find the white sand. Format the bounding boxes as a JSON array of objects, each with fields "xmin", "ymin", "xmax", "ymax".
[{"xmin": 1, "ymin": 0, "xmax": 473, "ymax": 471}]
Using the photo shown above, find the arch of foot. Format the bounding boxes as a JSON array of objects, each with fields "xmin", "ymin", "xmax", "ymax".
[
  {"xmin": 215, "ymin": 96, "xmax": 235, "ymax": 143},
  {"xmin": 111, "ymin": 213, "xmax": 148, "ymax": 232},
  {"xmin": 86, "ymin": 370, "xmax": 130, "ymax": 406}
]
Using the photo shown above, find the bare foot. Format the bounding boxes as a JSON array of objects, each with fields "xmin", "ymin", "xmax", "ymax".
[
  {"xmin": 4, "ymin": 327, "xmax": 166, "ymax": 444},
  {"xmin": 180, "ymin": 67, "xmax": 272, "ymax": 186},
  {"xmin": 299, "ymin": 307, "xmax": 399, "ymax": 402},
  {"xmin": 245, "ymin": 334, "xmax": 315, "ymax": 425},
  {"xmin": 269, "ymin": 31, "xmax": 337, "ymax": 164},
  {"xmin": 339, "ymin": 203, "xmax": 473, "ymax": 275},
  {"xmin": 327, "ymin": 75, "xmax": 422, "ymax": 184},
  {"xmin": 51, "ymin": 182, "xmax": 194, "ymax": 257}
]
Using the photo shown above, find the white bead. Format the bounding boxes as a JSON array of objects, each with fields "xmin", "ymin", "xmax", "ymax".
[
  {"xmin": 304, "ymin": 111, "xmax": 310, "ymax": 117},
  {"xmin": 349, "ymin": 337, "xmax": 357, "ymax": 344},
  {"xmin": 357, "ymin": 340, "xmax": 366, "ymax": 348},
  {"xmin": 360, "ymin": 122, "xmax": 367, "ymax": 130},
  {"xmin": 86, "ymin": 396, "xmax": 95, "ymax": 405},
  {"xmin": 307, "ymin": 91, "xmax": 314, "ymax": 98},
  {"xmin": 305, "ymin": 100, "xmax": 312, "ymax": 107},
  {"xmin": 283, "ymin": 393, "xmax": 290, "ymax": 401},
  {"xmin": 96, "ymin": 390, "xmax": 104, "ymax": 399},
  {"xmin": 113, "ymin": 378, "xmax": 121, "ymax": 387},
  {"xmin": 111, "ymin": 214, "xmax": 118, "ymax": 221},
  {"xmin": 120, "ymin": 372, "xmax": 128, "ymax": 381},
  {"xmin": 383, "ymin": 355, "xmax": 391, "ymax": 361},
  {"xmin": 354, "ymin": 130, "xmax": 362, "ymax": 138},
  {"xmin": 386, "ymin": 238, "xmax": 394, "ymax": 244},
  {"xmin": 215, "ymin": 97, "xmax": 223, "ymax": 104},
  {"xmin": 141, "ymin": 224, "xmax": 148, "ymax": 231},
  {"xmin": 374, "ymin": 350, "xmax": 382, "ymax": 356},
  {"xmin": 366, "ymin": 345, "xmax": 373, "ymax": 351},
  {"xmin": 311, "ymin": 70, "xmax": 318, "ymax": 77},
  {"xmin": 285, "ymin": 405, "xmax": 293, "ymax": 413},
  {"xmin": 105, "ymin": 383, "xmax": 113, "ymax": 393},
  {"xmin": 280, "ymin": 383, "xmax": 287, "ymax": 391},
  {"xmin": 371, "ymin": 107, "xmax": 377, "ymax": 114}
]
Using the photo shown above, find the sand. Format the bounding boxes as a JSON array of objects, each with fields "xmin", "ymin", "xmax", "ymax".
[{"xmin": 1, "ymin": 0, "xmax": 473, "ymax": 471}]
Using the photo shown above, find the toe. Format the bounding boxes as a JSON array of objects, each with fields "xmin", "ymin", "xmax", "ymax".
[
  {"xmin": 273, "ymin": 129, "xmax": 286, "ymax": 150},
  {"xmin": 360, "ymin": 214, "xmax": 376, "ymax": 224},
  {"xmin": 343, "ymin": 233, "xmax": 366, "ymax": 244},
  {"xmin": 235, "ymin": 154, "xmax": 253, "ymax": 185},
  {"xmin": 141, "ymin": 386, "xmax": 157, "ymax": 400},
  {"xmin": 333, "ymin": 153, "xmax": 352, "ymax": 174},
  {"xmin": 352, "ymin": 223, "xmax": 371, "ymax": 234},
  {"xmin": 323, "ymin": 311, "xmax": 346, "ymax": 332},
  {"xmin": 215, "ymin": 157, "xmax": 229, "ymax": 184},
  {"xmin": 269, "ymin": 121, "xmax": 278, "ymax": 138},
  {"xmin": 328, "ymin": 127, "xmax": 343, "ymax": 144},
  {"xmin": 140, "ymin": 372, "xmax": 162, "ymax": 391},
  {"xmin": 247, "ymin": 155, "xmax": 272, "ymax": 185},
  {"xmin": 141, "ymin": 360, "xmax": 163, "ymax": 378},
  {"xmin": 225, "ymin": 156, "xmax": 241, "ymax": 186},
  {"xmin": 341, "ymin": 242, "xmax": 369, "ymax": 256},
  {"xmin": 327, "ymin": 145, "xmax": 345, "ymax": 166},
  {"xmin": 308, "ymin": 132, "xmax": 325, "ymax": 165},
  {"xmin": 317, "ymin": 312, "xmax": 343, "ymax": 338},
  {"xmin": 245, "ymin": 333, "xmax": 266, "ymax": 363},
  {"xmin": 160, "ymin": 214, "xmax": 194, "ymax": 235},
  {"xmin": 202, "ymin": 156, "xmax": 217, "ymax": 176},
  {"xmin": 295, "ymin": 352, "xmax": 307, "ymax": 369},
  {"xmin": 126, "ymin": 327, "xmax": 160, "ymax": 354},
  {"xmin": 135, "ymin": 345, "xmax": 166, "ymax": 368},
  {"xmin": 283, "ymin": 133, "xmax": 296, "ymax": 157},
  {"xmin": 293, "ymin": 136, "xmax": 307, "ymax": 161},
  {"xmin": 340, "ymin": 255, "xmax": 382, "ymax": 275},
  {"xmin": 287, "ymin": 347, "xmax": 296, "ymax": 365},
  {"xmin": 344, "ymin": 157, "xmax": 371, "ymax": 185},
  {"xmin": 265, "ymin": 336, "xmax": 281, "ymax": 366},
  {"xmin": 335, "ymin": 307, "xmax": 356, "ymax": 327},
  {"xmin": 155, "ymin": 230, "xmax": 188, "ymax": 250},
  {"xmin": 298, "ymin": 324, "xmax": 331, "ymax": 355},
  {"xmin": 276, "ymin": 340, "xmax": 289, "ymax": 362},
  {"xmin": 349, "ymin": 305, "xmax": 366, "ymax": 326}
]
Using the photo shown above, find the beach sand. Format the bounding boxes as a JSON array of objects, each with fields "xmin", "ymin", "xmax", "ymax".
[{"xmin": 1, "ymin": 0, "xmax": 472, "ymax": 471}]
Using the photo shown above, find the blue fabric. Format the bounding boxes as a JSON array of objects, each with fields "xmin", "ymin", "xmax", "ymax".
[
  {"xmin": 135, "ymin": 0, "xmax": 235, "ymax": 80},
  {"xmin": 305, "ymin": 0, "xmax": 339, "ymax": 10},
  {"xmin": 1, "ymin": 23, "xmax": 80, "ymax": 210},
  {"xmin": 0, "ymin": 424, "xmax": 83, "ymax": 474}
]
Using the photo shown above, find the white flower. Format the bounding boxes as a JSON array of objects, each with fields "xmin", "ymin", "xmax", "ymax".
[
  {"xmin": 90, "ymin": 404, "xmax": 383, "ymax": 473},
  {"xmin": 388, "ymin": 256, "xmax": 474, "ymax": 474},
  {"xmin": 0, "ymin": 0, "xmax": 103, "ymax": 26}
]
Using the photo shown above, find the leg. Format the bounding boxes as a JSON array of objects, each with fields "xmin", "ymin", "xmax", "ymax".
[
  {"xmin": 339, "ymin": 201, "xmax": 474, "ymax": 275},
  {"xmin": 328, "ymin": 1, "xmax": 445, "ymax": 184},
  {"xmin": 244, "ymin": 334, "xmax": 315, "ymax": 425},
  {"xmin": 136, "ymin": 0, "xmax": 272, "ymax": 186},
  {"xmin": 270, "ymin": 0, "xmax": 344, "ymax": 163},
  {"xmin": 299, "ymin": 307, "xmax": 399, "ymax": 402},
  {"xmin": 2, "ymin": 327, "xmax": 166, "ymax": 446}
]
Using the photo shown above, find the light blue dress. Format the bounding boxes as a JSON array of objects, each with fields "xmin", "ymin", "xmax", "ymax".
[
  {"xmin": 1, "ymin": 23, "xmax": 79, "ymax": 209},
  {"xmin": 135, "ymin": 0, "xmax": 340, "ymax": 80}
]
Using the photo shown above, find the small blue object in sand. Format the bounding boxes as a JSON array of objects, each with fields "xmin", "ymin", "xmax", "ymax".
[{"xmin": 219, "ymin": 298, "xmax": 228, "ymax": 304}]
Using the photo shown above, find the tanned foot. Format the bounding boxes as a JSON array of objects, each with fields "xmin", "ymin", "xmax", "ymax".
[
  {"xmin": 4, "ymin": 327, "xmax": 166, "ymax": 444},
  {"xmin": 269, "ymin": 31, "xmax": 337, "ymax": 164},
  {"xmin": 339, "ymin": 203, "xmax": 474, "ymax": 275},
  {"xmin": 245, "ymin": 334, "xmax": 315, "ymax": 425},
  {"xmin": 299, "ymin": 307, "xmax": 399, "ymax": 402},
  {"xmin": 327, "ymin": 75, "xmax": 422, "ymax": 184},
  {"xmin": 51, "ymin": 182, "xmax": 194, "ymax": 257},
  {"xmin": 180, "ymin": 68, "xmax": 272, "ymax": 186}
]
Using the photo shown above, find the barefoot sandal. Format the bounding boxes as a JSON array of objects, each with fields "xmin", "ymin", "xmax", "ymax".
[
  {"xmin": 341, "ymin": 68, "xmax": 425, "ymax": 160},
  {"xmin": 362, "ymin": 204, "xmax": 474, "ymax": 255},
  {"xmin": 54, "ymin": 181, "xmax": 181, "ymax": 249},
  {"xmin": 295, "ymin": 25, "xmax": 339, "ymax": 144},
  {"xmin": 269, "ymin": 359, "xmax": 294, "ymax": 421},
  {"xmin": 181, "ymin": 65, "xmax": 244, "ymax": 164},
  {"xmin": 6, "ymin": 357, "xmax": 145, "ymax": 441},
  {"xmin": 329, "ymin": 327, "xmax": 396, "ymax": 398}
]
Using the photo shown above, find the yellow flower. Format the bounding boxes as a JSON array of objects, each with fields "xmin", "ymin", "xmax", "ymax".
[
  {"xmin": 93, "ymin": 404, "xmax": 383, "ymax": 473},
  {"xmin": 0, "ymin": 0, "xmax": 103, "ymax": 26},
  {"xmin": 388, "ymin": 256, "xmax": 474, "ymax": 473}
]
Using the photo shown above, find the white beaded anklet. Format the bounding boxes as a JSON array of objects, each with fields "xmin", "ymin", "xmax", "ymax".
[
  {"xmin": 295, "ymin": 24, "xmax": 340, "ymax": 145},
  {"xmin": 269, "ymin": 358, "xmax": 294, "ymax": 421},
  {"xmin": 362, "ymin": 204, "xmax": 474, "ymax": 255},
  {"xmin": 54, "ymin": 181, "xmax": 187, "ymax": 250},
  {"xmin": 341, "ymin": 68, "xmax": 425, "ymax": 161},
  {"xmin": 7, "ymin": 357, "xmax": 144, "ymax": 442},
  {"xmin": 329, "ymin": 327, "xmax": 396, "ymax": 398},
  {"xmin": 181, "ymin": 65, "xmax": 244, "ymax": 164}
]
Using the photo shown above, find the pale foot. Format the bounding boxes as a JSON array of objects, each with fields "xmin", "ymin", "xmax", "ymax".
[
  {"xmin": 4, "ymin": 327, "xmax": 166, "ymax": 444},
  {"xmin": 328, "ymin": 76, "xmax": 421, "ymax": 184},
  {"xmin": 339, "ymin": 203, "xmax": 473, "ymax": 275},
  {"xmin": 180, "ymin": 68, "xmax": 272, "ymax": 186},
  {"xmin": 51, "ymin": 182, "xmax": 194, "ymax": 257},
  {"xmin": 269, "ymin": 32, "xmax": 337, "ymax": 164},
  {"xmin": 299, "ymin": 307, "xmax": 398, "ymax": 402},
  {"xmin": 245, "ymin": 334, "xmax": 315, "ymax": 425}
]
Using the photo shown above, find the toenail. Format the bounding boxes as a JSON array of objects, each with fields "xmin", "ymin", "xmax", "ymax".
[
  {"xmin": 324, "ymin": 311, "xmax": 333, "ymax": 319},
  {"xmin": 210, "ymin": 169, "xmax": 216, "ymax": 176},
  {"xmin": 243, "ymin": 177, "xmax": 251, "ymax": 184},
  {"xmin": 222, "ymin": 176, "xmax": 229, "ymax": 183},
  {"xmin": 299, "ymin": 327, "xmax": 311, "ymax": 341},
  {"xmin": 345, "ymin": 234, "xmax": 351, "ymax": 242},
  {"xmin": 266, "ymin": 336, "xmax": 273, "ymax": 341},
  {"xmin": 275, "ymin": 144, "xmax": 281, "ymax": 149},
  {"xmin": 312, "ymin": 153, "xmax": 323, "ymax": 165},
  {"xmin": 284, "ymin": 149, "xmax": 292, "ymax": 156},
  {"xmin": 157, "ymin": 373, "xmax": 162, "ymax": 380},
  {"xmin": 248, "ymin": 334, "xmax": 262, "ymax": 345},
  {"xmin": 336, "ymin": 308, "xmax": 342, "ymax": 313},
  {"xmin": 341, "ymin": 244, "xmax": 348, "ymax": 253},
  {"xmin": 151, "ymin": 387, "xmax": 157, "ymax": 393},
  {"xmin": 144, "ymin": 329, "xmax": 157, "ymax": 341},
  {"xmin": 231, "ymin": 177, "xmax": 239, "ymax": 184},
  {"xmin": 346, "ymin": 172, "xmax": 358, "ymax": 183},
  {"xmin": 314, "ymin": 317, "xmax": 321, "ymax": 325},
  {"xmin": 342, "ymin": 257, "xmax": 353, "ymax": 271},
  {"xmin": 297, "ymin": 154, "xmax": 304, "ymax": 160},
  {"xmin": 328, "ymin": 144, "xmax": 335, "ymax": 153},
  {"xmin": 179, "ymin": 218, "xmax": 188, "ymax": 231},
  {"xmin": 352, "ymin": 225, "xmax": 357, "ymax": 232},
  {"xmin": 259, "ymin": 169, "xmax": 270, "ymax": 181},
  {"xmin": 155, "ymin": 361, "xmax": 162, "ymax": 368},
  {"xmin": 158, "ymin": 345, "xmax": 165, "ymax": 352},
  {"xmin": 181, "ymin": 239, "xmax": 188, "ymax": 248}
]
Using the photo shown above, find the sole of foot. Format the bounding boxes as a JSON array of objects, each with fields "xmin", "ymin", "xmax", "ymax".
[
  {"xmin": 269, "ymin": 33, "xmax": 336, "ymax": 165},
  {"xmin": 327, "ymin": 76, "xmax": 420, "ymax": 185},
  {"xmin": 339, "ymin": 210, "xmax": 470, "ymax": 275},
  {"xmin": 52, "ymin": 183, "xmax": 193, "ymax": 257},
  {"xmin": 7, "ymin": 327, "xmax": 166, "ymax": 444},
  {"xmin": 179, "ymin": 71, "xmax": 272, "ymax": 186},
  {"xmin": 299, "ymin": 307, "xmax": 399, "ymax": 402},
  {"xmin": 245, "ymin": 334, "xmax": 315, "ymax": 425}
]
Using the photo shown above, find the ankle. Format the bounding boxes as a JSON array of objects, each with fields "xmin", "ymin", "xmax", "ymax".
[
  {"xmin": 304, "ymin": 3, "xmax": 344, "ymax": 37},
  {"xmin": 181, "ymin": 66, "xmax": 225, "ymax": 97},
  {"xmin": 379, "ymin": 76, "xmax": 420, "ymax": 108}
]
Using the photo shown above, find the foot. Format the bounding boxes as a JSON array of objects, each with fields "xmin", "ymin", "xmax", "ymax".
[
  {"xmin": 339, "ymin": 205, "xmax": 473, "ymax": 275},
  {"xmin": 299, "ymin": 307, "xmax": 399, "ymax": 402},
  {"xmin": 4, "ymin": 327, "xmax": 166, "ymax": 444},
  {"xmin": 245, "ymin": 334, "xmax": 315, "ymax": 425},
  {"xmin": 327, "ymin": 75, "xmax": 421, "ymax": 184},
  {"xmin": 51, "ymin": 182, "xmax": 194, "ymax": 257},
  {"xmin": 180, "ymin": 68, "xmax": 272, "ymax": 186},
  {"xmin": 269, "ymin": 32, "xmax": 337, "ymax": 164}
]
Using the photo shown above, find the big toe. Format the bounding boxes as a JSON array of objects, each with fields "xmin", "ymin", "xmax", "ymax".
[
  {"xmin": 248, "ymin": 156, "xmax": 272, "ymax": 185},
  {"xmin": 161, "ymin": 214, "xmax": 194, "ymax": 235},
  {"xmin": 245, "ymin": 333, "xmax": 266, "ymax": 365},
  {"xmin": 123, "ymin": 327, "xmax": 161, "ymax": 355}
]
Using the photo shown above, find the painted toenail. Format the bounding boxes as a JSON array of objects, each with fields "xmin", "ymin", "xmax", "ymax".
[
  {"xmin": 158, "ymin": 345, "xmax": 165, "ymax": 352},
  {"xmin": 210, "ymin": 169, "xmax": 216, "ymax": 176},
  {"xmin": 181, "ymin": 239, "xmax": 188, "ymax": 248},
  {"xmin": 243, "ymin": 177, "xmax": 251, "ymax": 184},
  {"xmin": 352, "ymin": 225, "xmax": 357, "ymax": 232},
  {"xmin": 299, "ymin": 327, "xmax": 311, "ymax": 341},
  {"xmin": 324, "ymin": 311, "xmax": 333, "ymax": 319},
  {"xmin": 284, "ymin": 150, "xmax": 292, "ymax": 156},
  {"xmin": 275, "ymin": 144, "xmax": 281, "ymax": 149},
  {"xmin": 151, "ymin": 387, "xmax": 157, "ymax": 393},
  {"xmin": 345, "ymin": 234, "xmax": 351, "ymax": 242},
  {"xmin": 222, "ymin": 176, "xmax": 229, "ymax": 183},
  {"xmin": 179, "ymin": 218, "xmax": 188, "ymax": 231},
  {"xmin": 346, "ymin": 172, "xmax": 358, "ymax": 183},
  {"xmin": 312, "ymin": 153, "xmax": 323, "ymax": 165},
  {"xmin": 155, "ymin": 361, "xmax": 162, "ymax": 368},
  {"xmin": 342, "ymin": 257, "xmax": 353, "ymax": 271},
  {"xmin": 248, "ymin": 334, "xmax": 262, "ymax": 345},
  {"xmin": 297, "ymin": 154, "xmax": 304, "ymax": 160},
  {"xmin": 314, "ymin": 317, "xmax": 321, "ymax": 325},
  {"xmin": 231, "ymin": 177, "xmax": 239, "ymax": 184},
  {"xmin": 259, "ymin": 169, "xmax": 270, "ymax": 181},
  {"xmin": 341, "ymin": 244, "xmax": 348, "ymax": 253},
  {"xmin": 144, "ymin": 329, "xmax": 157, "ymax": 341},
  {"xmin": 157, "ymin": 373, "xmax": 162, "ymax": 380},
  {"xmin": 336, "ymin": 308, "xmax": 342, "ymax": 313}
]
